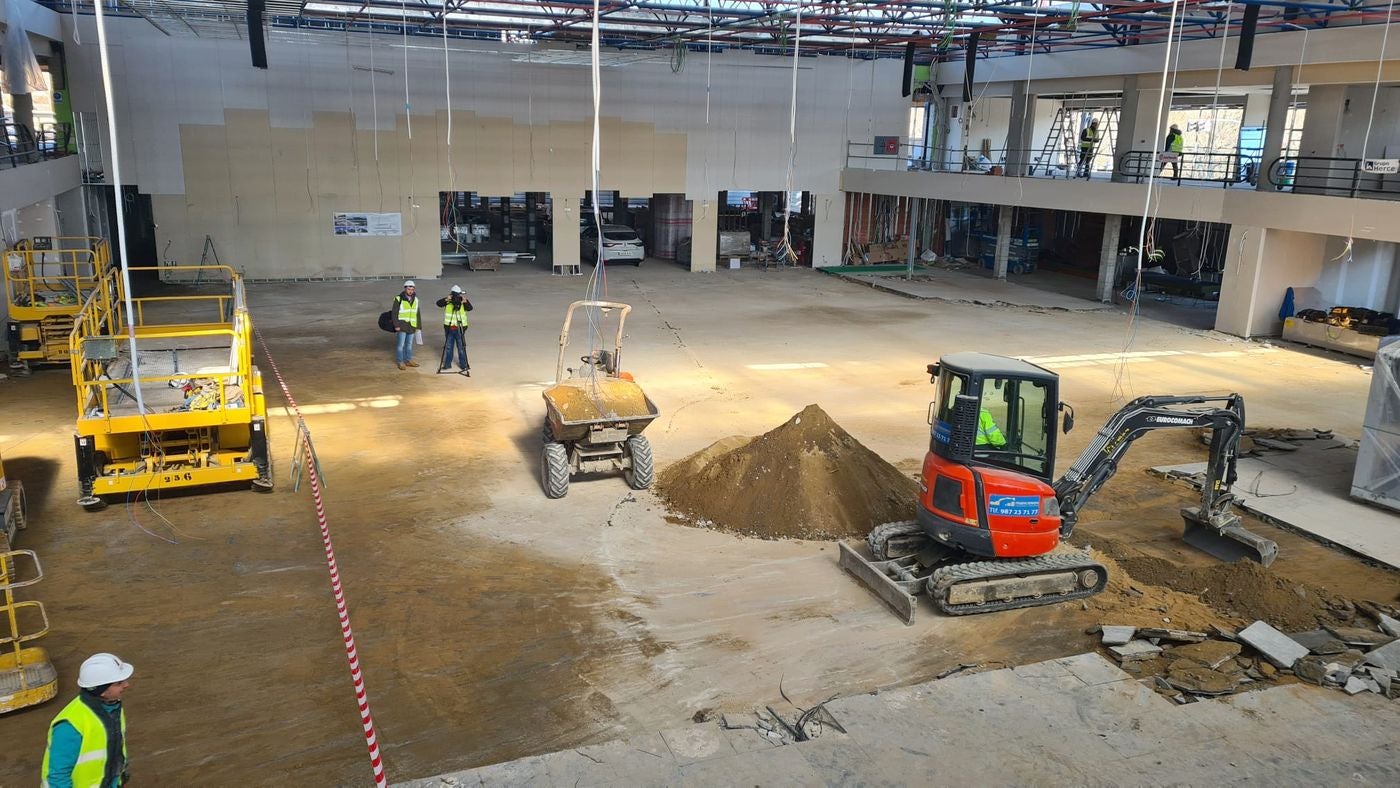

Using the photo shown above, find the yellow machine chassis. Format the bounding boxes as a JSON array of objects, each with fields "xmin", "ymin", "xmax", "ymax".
[
  {"xmin": 3, "ymin": 237, "xmax": 112, "ymax": 367},
  {"xmin": 69, "ymin": 265, "xmax": 273, "ymax": 507}
]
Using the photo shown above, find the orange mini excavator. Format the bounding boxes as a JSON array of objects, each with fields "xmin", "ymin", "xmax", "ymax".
[{"xmin": 839, "ymin": 352, "xmax": 1277, "ymax": 623}]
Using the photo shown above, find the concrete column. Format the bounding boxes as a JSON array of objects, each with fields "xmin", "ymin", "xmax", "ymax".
[
  {"xmin": 759, "ymin": 192, "xmax": 773, "ymax": 241},
  {"xmin": 993, "ymin": 205, "xmax": 1012, "ymax": 280},
  {"xmin": 12, "ymin": 93, "xmax": 35, "ymax": 140},
  {"xmin": 1111, "ymin": 75, "xmax": 1140, "ymax": 183},
  {"xmin": 1257, "ymin": 67, "xmax": 1293, "ymax": 192},
  {"xmin": 1007, "ymin": 82, "xmax": 1029, "ymax": 176},
  {"xmin": 1097, "ymin": 216, "xmax": 1124, "ymax": 303},
  {"xmin": 552, "ymin": 195, "xmax": 581, "ymax": 266},
  {"xmin": 810, "ymin": 192, "xmax": 844, "ymax": 268},
  {"xmin": 905, "ymin": 199, "xmax": 919, "ymax": 278},
  {"xmin": 689, "ymin": 196, "xmax": 717, "ymax": 273}
]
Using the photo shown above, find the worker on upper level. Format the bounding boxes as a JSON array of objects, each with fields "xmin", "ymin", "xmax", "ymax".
[
  {"xmin": 1162, "ymin": 123, "xmax": 1184, "ymax": 180},
  {"xmin": 41, "ymin": 653, "xmax": 134, "ymax": 788},
  {"xmin": 977, "ymin": 409, "xmax": 1007, "ymax": 448},
  {"xmin": 1078, "ymin": 119, "xmax": 1099, "ymax": 179}
]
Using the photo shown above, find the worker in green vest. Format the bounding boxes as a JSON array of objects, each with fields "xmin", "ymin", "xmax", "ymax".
[
  {"xmin": 1077, "ymin": 119, "xmax": 1099, "ymax": 179},
  {"xmin": 41, "ymin": 653, "xmax": 133, "ymax": 788},
  {"xmin": 977, "ymin": 409, "xmax": 1007, "ymax": 448},
  {"xmin": 435, "ymin": 284, "xmax": 474, "ymax": 375},
  {"xmin": 391, "ymin": 280, "xmax": 422, "ymax": 370},
  {"xmin": 1162, "ymin": 123, "xmax": 1184, "ymax": 179}
]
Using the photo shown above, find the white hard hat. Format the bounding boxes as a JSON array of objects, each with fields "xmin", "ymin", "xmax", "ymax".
[
  {"xmin": 403, "ymin": 280, "xmax": 416, "ymax": 288},
  {"xmin": 450, "ymin": 285, "xmax": 463, "ymax": 294},
  {"xmin": 78, "ymin": 653, "xmax": 134, "ymax": 688}
]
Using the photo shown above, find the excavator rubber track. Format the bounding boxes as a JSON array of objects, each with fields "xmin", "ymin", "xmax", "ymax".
[{"xmin": 928, "ymin": 551, "xmax": 1109, "ymax": 616}]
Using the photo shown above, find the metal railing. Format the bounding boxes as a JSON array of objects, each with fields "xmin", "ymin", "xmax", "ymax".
[
  {"xmin": 845, "ymin": 140, "xmax": 1115, "ymax": 179},
  {"xmin": 70, "ymin": 265, "xmax": 250, "ymax": 425},
  {"xmin": 3, "ymin": 238, "xmax": 113, "ymax": 321},
  {"xmin": 0, "ymin": 121, "xmax": 74, "ymax": 170},
  {"xmin": 1265, "ymin": 157, "xmax": 1400, "ymax": 200},
  {"xmin": 1116, "ymin": 150, "xmax": 1250, "ymax": 187}
]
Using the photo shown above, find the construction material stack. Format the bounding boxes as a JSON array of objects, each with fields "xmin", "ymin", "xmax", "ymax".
[
  {"xmin": 4, "ymin": 236, "xmax": 112, "ymax": 369},
  {"xmin": 68, "ymin": 265, "xmax": 272, "ymax": 509}
]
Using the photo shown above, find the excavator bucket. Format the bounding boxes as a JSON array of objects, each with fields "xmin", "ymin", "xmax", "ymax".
[{"xmin": 1180, "ymin": 506, "xmax": 1278, "ymax": 567}]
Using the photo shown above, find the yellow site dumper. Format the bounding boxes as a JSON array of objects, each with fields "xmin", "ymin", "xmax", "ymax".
[
  {"xmin": 4, "ymin": 237, "xmax": 112, "ymax": 370},
  {"xmin": 541, "ymin": 300, "xmax": 658, "ymax": 498},
  {"xmin": 69, "ymin": 265, "xmax": 272, "ymax": 509},
  {"xmin": 0, "ymin": 550, "xmax": 57, "ymax": 714}
]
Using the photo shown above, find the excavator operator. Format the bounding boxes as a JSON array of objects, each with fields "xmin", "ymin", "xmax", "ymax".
[{"xmin": 976, "ymin": 408, "xmax": 1007, "ymax": 447}]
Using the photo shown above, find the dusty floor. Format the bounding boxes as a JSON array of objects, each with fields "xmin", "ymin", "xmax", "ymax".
[{"xmin": 1, "ymin": 260, "xmax": 1396, "ymax": 785}]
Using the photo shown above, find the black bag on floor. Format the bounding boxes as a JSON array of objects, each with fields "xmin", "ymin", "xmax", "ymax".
[{"xmin": 377, "ymin": 310, "xmax": 396, "ymax": 333}]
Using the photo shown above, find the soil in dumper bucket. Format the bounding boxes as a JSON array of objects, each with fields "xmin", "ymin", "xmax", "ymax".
[{"xmin": 657, "ymin": 404, "xmax": 918, "ymax": 540}]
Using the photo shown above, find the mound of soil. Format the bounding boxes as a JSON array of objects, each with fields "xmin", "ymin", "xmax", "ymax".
[{"xmin": 657, "ymin": 405, "xmax": 918, "ymax": 540}]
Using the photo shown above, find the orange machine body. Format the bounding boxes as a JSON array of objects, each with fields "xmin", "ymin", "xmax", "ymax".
[{"xmin": 918, "ymin": 451, "xmax": 1064, "ymax": 559}]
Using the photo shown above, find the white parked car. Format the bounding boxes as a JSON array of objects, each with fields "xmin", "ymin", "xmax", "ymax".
[{"xmin": 582, "ymin": 224, "xmax": 645, "ymax": 266}]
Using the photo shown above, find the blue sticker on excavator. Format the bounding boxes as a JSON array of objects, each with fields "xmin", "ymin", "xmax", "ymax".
[
  {"xmin": 987, "ymin": 495, "xmax": 1040, "ymax": 517},
  {"xmin": 933, "ymin": 420, "xmax": 951, "ymax": 444}
]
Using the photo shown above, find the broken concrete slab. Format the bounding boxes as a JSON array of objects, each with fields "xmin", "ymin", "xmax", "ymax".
[
  {"xmin": 1166, "ymin": 663, "xmax": 1239, "ymax": 696},
  {"xmin": 1239, "ymin": 621, "xmax": 1310, "ymax": 669},
  {"xmin": 1324, "ymin": 663, "xmax": 1354, "ymax": 686},
  {"xmin": 1165, "ymin": 640, "xmax": 1242, "ymax": 670},
  {"xmin": 1110, "ymin": 640, "xmax": 1163, "ymax": 663},
  {"xmin": 1295, "ymin": 655, "xmax": 1329, "ymax": 685},
  {"xmin": 1364, "ymin": 666, "xmax": 1396, "ymax": 685},
  {"xmin": 1324, "ymin": 626, "xmax": 1396, "ymax": 649},
  {"xmin": 1379, "ymin": 614, "xmax": 1400, "ymax": 638},
  {"xmin": 1288, "ymin": 629, "xmax": 1350, "ymax": 655},
  {"xmin": 1101, "ymin": 626, "xmax": 1136, "ymax": 646},
  {"xmin": 1138, "ymin": 628, "xmax": 1208, "ymax": 643},
  {"xmin": 1362, "ymin": 638, "xmax": 1400, "ymax": 671}
]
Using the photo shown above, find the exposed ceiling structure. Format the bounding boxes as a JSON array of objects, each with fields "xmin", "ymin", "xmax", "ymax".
[{"xmin": 38, "ymin": 1, "xmax": 1400, "ymax": 59}]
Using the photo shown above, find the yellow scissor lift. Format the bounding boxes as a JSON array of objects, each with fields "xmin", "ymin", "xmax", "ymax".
[
  {"xmin": 69, "ymin": 265, "xmax": 272, "ymax": 509},
  {"xmin": 0, "ymin": 550, "xmax": 57, "ymax": 714},
  {"xmin": 4, "ymin": 236, "xmax": 112, "ymax": 370}
]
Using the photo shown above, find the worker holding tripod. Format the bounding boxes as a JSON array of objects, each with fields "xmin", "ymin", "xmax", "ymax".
[{"xmin": 436, "ymin": 285, "xmax": 473, "ymax": 375}]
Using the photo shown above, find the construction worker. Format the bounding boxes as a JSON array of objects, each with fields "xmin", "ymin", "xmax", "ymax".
[
  {"xmin": 977, "ymin": 408, "xmax": 1007, "ymax": 448},
  {"xmin": 1162, "ymin": 123, "xmax": 1184, "ymax": 179},
  {"xmin": 391, "ymin": 280, "xmax": 422, "ymax": 370},
  {"xmin": 41, "ymin": 653, "xmax": 133, "ymax": 788},
  {"xmin": 1078, "ymin": 119, "xmax": 1099, "ymax": 178},
  {"xmin": 435, "ymin": 284, "xmax": 473, "ymax": 375}
]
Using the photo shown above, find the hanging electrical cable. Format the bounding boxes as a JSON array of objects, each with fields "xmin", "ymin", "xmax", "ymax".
[
  {"xmin": 1206, "ymin": 2, "xmax": 1232, "ymax": 154},
  {"xmin": 774, "ymin": 0, "xmax": 804, "ymax": 267},
  {"xmin": 705, "ymin": 0, "xmax": 714, "ymax": 124},
  {"xmin": 400, "ymin": 0, "xmax": 412, "ymax": 140},
  {"xmin": 92, "ymin": 0, "xmax": 145, "ymax": 416},
  {"xmin": 1359, "ymin": 0, "xmax": 1396, "ymax": 165}
]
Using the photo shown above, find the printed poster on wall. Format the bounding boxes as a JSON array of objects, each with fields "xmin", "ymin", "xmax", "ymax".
[{"xmin": 333, "ymin": 212, "xmax": 402, "ymax": 237}]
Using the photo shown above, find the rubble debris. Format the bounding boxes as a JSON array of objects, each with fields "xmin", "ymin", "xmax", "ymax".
[
  {"xmin": 656, "ymin": 405, "xmax": 918, "ymax": 540},
  {"xmin": 1362, "ymin": 638, "xmax": 1400, "ymax": 671},
  {"xmin": 1100, "ymin": 626, "xmax": 1137, "ymax": 646},
  {"xmin": 1166, "ymin": 664, "xmax": 1239, "ymax": 696},
  {"xmin": 1294, "ymin": 655, "xmax": 1329, "ymax": 685},
  {"xmin": 1288, "ymin": 630, "xmax": 1350, "ymax": 655},
  {"xmin": 1257, "ymin": 661, "xmax": 1278, "ymax": 678},
  {"xmin": 1238, "ymin": 621, "xmax": 1310, "ymax": 669},
  {"xmin": 1379, "ymin": 614, "xmax": 1400, "ymax": 638},
  {"xmin": 1212, "ymin": 625, "xmax": 1238, "ymax": 641},
  {"xmin": 1365, "ymin": 666, "xmax": 1396, "ymax": 685},
  {"xmin": 1323, "ymin": 625, "xmax": 1395, "ymax": 649},
  {"xmin": 1164, "ymin": 640, "xmax": 1242, "ymax": 670},
  {"xmin": 1110, "ymin": 640, "xmax": 1163, "ymax": 664},
  {"xmin": 1137, "ymin": 627, "xmax": 1207, "ymax": 643},
  {"xmin": 936, "ymin": 663, "xmax": 978, "ymax": 680}
]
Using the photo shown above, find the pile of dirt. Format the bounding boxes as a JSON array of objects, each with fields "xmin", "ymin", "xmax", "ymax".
[
  {"xmin": 657, "ymin": 404, "xmax": 918, "ymax": 540},
  {"xmin": 1083, "ymin": 549, "xmax": 1237, "ymax": 634},
  {"xmin": 1086, "ymin": 537, "xmax": 1349, "ymax": 631}
]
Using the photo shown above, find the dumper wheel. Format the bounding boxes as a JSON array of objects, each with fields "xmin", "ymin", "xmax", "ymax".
[
  {"xmin": 624, "ymin": 435, "xmax": 654, "ymax": 490},
  {"xmin": 542, "ymin": 419, "xmax": 555, "ymax": 444},
  {"xmin": 542, "ymin": 443, "xmax": 570, "ymax": 499}
]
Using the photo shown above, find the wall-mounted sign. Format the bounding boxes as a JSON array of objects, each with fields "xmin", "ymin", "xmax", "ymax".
[
  {"xmin": 1362, "ymin": 159, "xmax": 1399, "ymax": 174},
  {"xmin": 333, "ymin": 212, "xmax": 402, "ymax": 237},
  {"xmin": 874, "ymin": 136, "xmax": 900, "ymax": 156}
]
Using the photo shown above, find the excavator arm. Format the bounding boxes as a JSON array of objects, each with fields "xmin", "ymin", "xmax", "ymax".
[{"xmin": 1051, "ymin": 394, "xmax": 1277, "ymax": 566}]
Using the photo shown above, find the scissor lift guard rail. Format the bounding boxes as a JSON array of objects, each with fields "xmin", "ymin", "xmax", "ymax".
[
  {"xmin": 4, "ymin": 236, "xmax": 112, "ymax": 369},
  {"xmin": 68, "ymin": 265, "xmax": 272, "ymax": 509}
]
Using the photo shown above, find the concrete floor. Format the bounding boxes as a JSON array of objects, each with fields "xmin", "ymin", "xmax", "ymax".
[
  {"xmin": 1, "ymin": 263, "xmax": 1396, "ymax": 784},
  {"xmin": 398, "ymin": 653, "xmax": 1400, "ymax": 787}
]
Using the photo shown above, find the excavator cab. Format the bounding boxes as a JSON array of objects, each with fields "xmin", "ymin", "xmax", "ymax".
[{"xmin": 927, "ymin": 354, "xmax": 1065, "ymax": 484}]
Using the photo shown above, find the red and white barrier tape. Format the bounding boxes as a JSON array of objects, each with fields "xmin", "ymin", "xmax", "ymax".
[{"xmin": 255, "ymin": 328, "xmax": 387, "ymax": 787}]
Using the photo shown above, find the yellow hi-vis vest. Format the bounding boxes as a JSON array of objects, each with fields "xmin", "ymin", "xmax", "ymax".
[
  {"xmin": 41, "ymin": 696, "xmax": 127, "ymax": 788},
  {"xmin": 396, "ymin": 295, "xmax": 419, "ymax": 329},
  {"xmin": 443, "ymin": 302, "xmax": 470, "ymax": 328}
]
